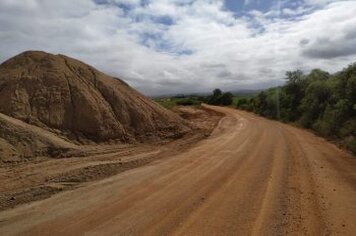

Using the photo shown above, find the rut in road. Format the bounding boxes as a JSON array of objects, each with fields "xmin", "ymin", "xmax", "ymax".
[{"xmin": 0, "ymin": 105, "xmax": 355, "ymax": 236}]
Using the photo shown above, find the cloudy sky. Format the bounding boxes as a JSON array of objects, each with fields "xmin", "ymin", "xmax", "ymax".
[{"xmin": 0, "ymin": 0, "xmax": 356, "ymax": 95}]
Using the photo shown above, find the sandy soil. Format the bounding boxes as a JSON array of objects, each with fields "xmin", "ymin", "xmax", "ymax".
[
  {"xmin": 0, "ymin": 51, "xmax": 191, "ymax": 144},
  {"xmin": 0, "ymin": 105, "xmax": 355, "ymax": 235},
  {"xmin": 0, "ymin": 106, "xmax": 221, "ymax": 211}
]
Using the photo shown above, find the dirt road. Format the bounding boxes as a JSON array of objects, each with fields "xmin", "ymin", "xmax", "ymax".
[{"xmin": 0, "ymin": 105, "xmax": 355, "ymax": 235}]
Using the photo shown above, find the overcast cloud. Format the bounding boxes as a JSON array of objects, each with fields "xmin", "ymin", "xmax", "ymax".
[{"xmin": 0, "ymin": 0, "xmax": 355, "ymax": 95}]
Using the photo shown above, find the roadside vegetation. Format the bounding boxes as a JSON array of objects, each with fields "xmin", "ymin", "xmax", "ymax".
[
  {"xmin": 154, "ymin": 89, "xmax": 235, "ymax": 109},
  {"xmin": 153, "ymin": 95, "xmax": 204, "ymax": 109},
  {"xmin": 205, "ymin": 89, "xmax": 233, "ymax": 106},
  {"xmin": 232, "ymin": 91, "xmax": 259, "ymax": 105},
  {"xmin": 236, "ymin": 63, "xmax": 356, "ymax": 154},
  {"xmin": 153, "ymin": 64, "xmax": 355, "ymax": 154}
]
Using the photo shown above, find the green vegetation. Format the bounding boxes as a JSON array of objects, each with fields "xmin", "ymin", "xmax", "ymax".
[
  {"xmin": 153, "ymin": 95, "xmax": 203, "ymax": 109},
  {"xmin": 232, "ymin": 92, "xmax": 259, "ymax": 106},
  {"xmin": 236, "ymin": 64, "xmax": 356, "ymax": 154},
  {"xmin": 206, "ymin": 89, "xmax": 233, "ymax": 106},
  {"xmin": 153, "ymin": 89, "xmax": 234, "ymax": 108}
]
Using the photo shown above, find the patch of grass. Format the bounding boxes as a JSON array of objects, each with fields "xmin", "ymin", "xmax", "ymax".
[{"xmin": 153, "ymin": 98, "xmax": 177, "ymax": 109}]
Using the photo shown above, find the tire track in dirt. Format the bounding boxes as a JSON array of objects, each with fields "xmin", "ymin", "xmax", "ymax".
[{"xmin": 0, "ymin": 105, "xmax": 355, "ymax": 236}]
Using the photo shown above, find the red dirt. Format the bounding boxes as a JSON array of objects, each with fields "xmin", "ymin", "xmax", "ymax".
[{"xmin": 0, "ymin": 105, "xmax": 355, "ymax": 235}]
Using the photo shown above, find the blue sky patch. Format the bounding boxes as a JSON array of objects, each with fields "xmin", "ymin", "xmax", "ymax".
[{"xmin": 224, "ymin": 0, "xmax": 278, "ymax": 14}]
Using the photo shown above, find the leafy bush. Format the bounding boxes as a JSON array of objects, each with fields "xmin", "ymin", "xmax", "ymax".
[
  {"xmin": 176, "ymin": 99, "xmax": 199, "ymax": 106},
  {"xmin": 343, "ymin": 136, "xmax": 356, "ymax": 154},
  {"xmin": 207, "ymin": 89, "xmax": 233, "ymax": 106},
  {"xmin": 235, "ymin": 62, "xmax": 356, "ymax": 154}
]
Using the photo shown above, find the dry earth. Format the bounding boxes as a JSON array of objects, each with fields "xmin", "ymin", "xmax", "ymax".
[
  {"xmin": 0, "ymin": 51, "xmax": 190, "ymax": 146},
  {"xmin": 0, "ymin": 105, "xmax": 355, "ymax": 235},
  {"xmin": 0, "ymin": 106, "xmax": 222, "ymax": 211}
]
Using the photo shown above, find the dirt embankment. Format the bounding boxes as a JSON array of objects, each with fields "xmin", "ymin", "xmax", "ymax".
[
  {"xmin": 0, "ymin": 106, "xmax": 223, "ymax": 211},
  {"xmin": 0, "ymin": 51, "xmax": 223, "ymax": 211},
  {"xmin": 0, "ymin": 51, "xmax": 191, "ymax": 162}
]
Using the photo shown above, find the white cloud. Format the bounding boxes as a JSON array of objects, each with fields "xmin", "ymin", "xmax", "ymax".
[
  {"xmin": 111, "ymin": 0, "xmax": 140, "ymax": 5},
  {"xmin": 304, "ymin": 0, "xmax": 339, "ymax": 6},
  {"xmin": 0, "ymin": 0, "xmax": 356, "ymax": 95}
]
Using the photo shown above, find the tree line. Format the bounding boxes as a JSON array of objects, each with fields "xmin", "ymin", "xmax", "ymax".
[
  {"xmin": 206, "ymin": 88, "xmax": 233, "ymax": 105},
  {"xmin": 236, "ymin": 63, "xmax": 356, "ymax": 154}
]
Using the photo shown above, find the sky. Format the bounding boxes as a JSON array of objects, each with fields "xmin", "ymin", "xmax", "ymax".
[{"xmin": 0, "ymin": 0, "xmax": 356, "ymax": 95}]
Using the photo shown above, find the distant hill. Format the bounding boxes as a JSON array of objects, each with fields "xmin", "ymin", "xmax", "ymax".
[{"xmin": 230, "ymin": 89, "xmax": 261, "ymax": 96}]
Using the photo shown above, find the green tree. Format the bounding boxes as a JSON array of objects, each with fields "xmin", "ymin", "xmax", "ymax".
[
  {"xmin": 207, "ymin": 89, "xmax": 233, "ymax": 106},
  {"xmin": 220, "ymin": 92, "xmax": 233, "ymax": 106},
  {"xmin": 298, "ymin": 80, "xmax": 331, "ymax": 128},
  {"xmin": 213, "ymin": 88, "xmax": 222, "ymax": 97},
  {"xmin": 233, "ymin": 63, "xmax": 356, "ymax": 154}
]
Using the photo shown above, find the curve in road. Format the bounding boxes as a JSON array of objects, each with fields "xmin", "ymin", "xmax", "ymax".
[{"xmin": 0, "ymin": 105, "xmax": 355, "ymax": 235}]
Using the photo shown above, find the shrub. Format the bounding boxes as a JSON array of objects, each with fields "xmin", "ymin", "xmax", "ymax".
[
  {"xmin": 176, "ymin": 99, "xmax": 195, "ymax": 106},
  {"xmin": 343, "ymin": 136, "xmax": 356, "ymax": 155}
]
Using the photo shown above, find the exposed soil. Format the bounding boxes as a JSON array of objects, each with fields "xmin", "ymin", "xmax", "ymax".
[
  {"xmin": 0, "ymin": 105, "xmax": 355, "ymax": 236},
  {"xmin": 0, "ymin": 106, "xmax": 222, "ymax": 211},
  {"xmin": 0, "ymin": 50, "xmax": 190, "ymax": 148}
]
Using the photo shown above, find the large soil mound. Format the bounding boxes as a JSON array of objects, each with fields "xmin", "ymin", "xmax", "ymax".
[{"xmin": 0, "ymin": 51, "xmax": 190, "ymax": 143}]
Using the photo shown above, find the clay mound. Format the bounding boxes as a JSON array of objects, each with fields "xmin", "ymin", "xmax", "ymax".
[
  {"xmin": 0, "ymin": 51, "xmax": 190, "ymax": 143},
  {"xmin": 0, "ymin": 112, "xmax": 81, "ymax": 162}
]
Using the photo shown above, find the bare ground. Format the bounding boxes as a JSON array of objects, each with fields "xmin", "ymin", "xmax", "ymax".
[
  {"xmin": 0, "ymin": 106, "xmax": 222, "ymax": 212},
  {"xmin": 0, "ymin": 105, "xmax": 355, "ymax": 235}
]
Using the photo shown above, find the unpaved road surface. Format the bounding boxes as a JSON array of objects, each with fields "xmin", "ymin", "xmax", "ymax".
[
  {"xmin": 0, "ymin": 105, "xmax": 355, "ymax": 235},
  {"xmin": 0, "ymin": 106, "xmax": 221, "ymax": 211}
]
